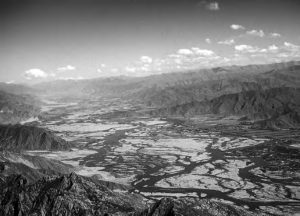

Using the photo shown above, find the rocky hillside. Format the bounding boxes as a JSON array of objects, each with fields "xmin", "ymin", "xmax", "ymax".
[
  {"xmin": 0, "ymin": 124, "xmax": 70, "ymax": 151},
  {"xmin": 0, "ymin": 172, "xmax": 267, "ymax": 216},
  {"xmin": 139, "ymin": 63, "xmax": 300, "ymax": 108},
  {"xmin": 153, "ymin": 87, "xmax": 300, "ymax": 128},
  {"xmin": 0, "ymin": 151, "xmax": 74, "ymax": 183},
  {"xmin": 0, "ymin": 90, "xmax": 40, "ymax": 124}
]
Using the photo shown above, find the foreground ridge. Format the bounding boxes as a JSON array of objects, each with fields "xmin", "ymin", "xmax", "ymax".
[{"xmin": 0, "ymin": 173, "xmax": 268, "ymax": 216}]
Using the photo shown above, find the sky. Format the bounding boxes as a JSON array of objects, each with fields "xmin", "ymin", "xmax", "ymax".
[{"xmin": 1, "ymin": 0, "xmax": 300, "ymax": 83}]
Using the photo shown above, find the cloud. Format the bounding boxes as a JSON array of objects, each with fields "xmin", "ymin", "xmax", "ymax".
[
  {"xmin": 284, "ymin": 42, "xmax": 300, "ymax": 51},
  {"xmin": 121, "ymin": 40, "xmax": 300, "ymax": 77},
  {"xmin": 246, "ymin": 29, "xmax": 265, "ymax": 37},
  {"xmin": 57, "ymin": 65, "xmax": 76, "ymax": 72},
  {"xmin": 57, "ymin": 76, "xmax": 84, "ymax": 81},
  {"xmin": 111, "ymin": 68, "xmax": 119, "ymax": 73},
  {"xmin": 166, "ymin": 47, "xmax": 222, "ymax": 70},
  {"xmin": 205, "ymin": 38, "xmax": 212, "ymax": 44},
  {"xmin": 97, "ymin": 64, "xmax": 107, "ymax": 73},
  {"xmin": 191, "ymin": 48, "xmax": 215, "ymax": 56},
  {"xmin": 177, "ymin": 49, "xmax": 194, "ymax": 55},
  {"xmin": 230, "ymin": 24, "xmax": 245, "ymax": 30},
  {"xmin": 125, "ymin": 66, "xmax": 137, "ymax": 73},
  {"xmin": 268, "ymin": 45, "xmax": 279, "ymax": 52},
  {"xmin": 177, "ymin": 48, "xmax": 215, "ymax": 57},
  {"xmin": 270, "ymin": 33, "xmax": 281, "ymax": 38},
  {"xmin": 218, "ymin": 39, "xmax": 235, "ymax": 45},
  {"xmin": 198, "ymin": 1, "xmax": 220, "ymax": 11},
  {"xmin": 235, "ymin": 45, "xmax": 260, "ymax": 53},
  {"xmin": 5, "ymin": 80, "xmax": 15, "ymax": 84},
  {"xmin": 140, "ymin": 56, "xmax": 153, "ymax": 64},
  {"xmin": 24, "ymin": 68, "xmax": 48, "ymax": 79},
  {"xmin": 206, "ymin": 2, "xmax": 219, "ymax": 11},
  {"xmin": 232, "ymin": 41, "xmax": 300, "ymax": 64}
]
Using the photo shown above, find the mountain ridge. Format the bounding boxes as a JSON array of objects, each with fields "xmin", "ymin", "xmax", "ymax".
[{"xmin": 0, "ymin": 124, "xmax": 70, "ymax": 151}]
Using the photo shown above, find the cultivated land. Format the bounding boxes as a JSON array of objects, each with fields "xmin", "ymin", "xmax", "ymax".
[{"xmin": 23, "ymin": 97, "xmax": 300, "ymax": 215}]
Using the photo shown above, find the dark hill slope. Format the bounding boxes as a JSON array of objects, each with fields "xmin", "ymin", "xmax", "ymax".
[
  {"xmin": 0, "ymin": 124, "xmax": 70, "ymax": 151},
  {"xmin": 0, "ymin": 173, "xmax": 267, "ymax": 216},
  {"xmin": 0, "ymin": 90, "xmax": 40, "ymax": 124},
  {"xmin": 0, "ymin": 151, "xmax": 74, "ymax": 183},
  {"xmin": 154, "ymin": 87, "xmax": 300, "ymax": 128}
]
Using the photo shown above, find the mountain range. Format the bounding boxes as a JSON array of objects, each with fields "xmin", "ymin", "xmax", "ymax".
[
  {"xmin": 1, "ymin": 61, "xmax": 299, "ymax": 129},
  {"xmin": 0, "ymin": 61, "xmax": 299, "ymax": 215}
]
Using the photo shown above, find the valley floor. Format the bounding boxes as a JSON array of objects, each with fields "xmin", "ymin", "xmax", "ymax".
[{"xmin": 25, "ymin": 98, "xmax": 300, "ymax": 216}]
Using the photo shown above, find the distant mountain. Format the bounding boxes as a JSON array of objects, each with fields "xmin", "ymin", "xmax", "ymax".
[
  {"xmin": 0, "ymin": 124, "xmax": 70, "ymax": 151},
  {"xmin": 30, "ymin": 61, "xmax": 300, "ymax": 129},
  {"xmin": 31, "ymin": 61, "xmax": 300, "ymax": 107},
  {"xmin": 0, "ymin": 172, "xmax": 265, "ymax": 216},
  {"xmin": 152, "ymin": 87, "xmax": 300, "ymax": 129},
  {"xmin": 139, "ymin": 62, "xmax": 300, "ymax": 107},
  {"xmin": 0, "ymin": 82, "xmax": 35, "ymax": 95},
  {"xmin": 0, "ymin": 90, "xmax": 40, "ymax": 124}
]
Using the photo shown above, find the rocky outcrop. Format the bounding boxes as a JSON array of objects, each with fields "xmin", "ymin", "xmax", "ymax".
[
  {"xmin": 0, "ymin": 173, "xmax": 268, "ymax": 216},
  {"xmin": 0, "ymin": 124, "xmax": 70, "ymax": 151},
  {"xmin": 0, "ymin": 173, "xmax": 148, "ymax": 216}
]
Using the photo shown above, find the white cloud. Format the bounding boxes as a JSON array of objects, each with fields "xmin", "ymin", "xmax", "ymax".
[
  {"xmin": 206, "ymin": 2, "xmax": 220, "ymax": 11},
  {"xmin": 111, "ymin": 68, "xmax": 119, "ymax": 73},
  {"xmin": 125, "ymin": 66, "xmax": 137, "ymax": 73},
  {"xmin": 141, "ymin": 66, "xmax": 150, "ymax": 72},
  {"xmin": 235, "ymin": 45, "xmax": 260, "ymax": 53},
  {"xmin": 284, "ymin": 42, "xmax": 300, "ymax": 51},
  {"xmin": 205, "ymin": 38, "xmax": 212, "ymax": 44},
  {"xmin": 177, "ymin": 49, "xmax": 193, "ymax": 55},
  {"xmin": 57, "ymin": 65, "xmax": 76, "ymax": 72},
  {"xmin": 198, "ymin": 1, "xmax": 220, "ymax": 11},
  {"xmin": 218, "ymin": 39, "xmax": 235, "ymax": 45},
  {"xmin": 268, "ymin": 45, "xmax": 279, "ymax": 52},
  {"xmin": 174, "ymin": 59, "xmax": 183, "ymax": 64},
  {"xmin": 246, "ymin": 29, "xmax": 265, "ymax": 37},
  {"xmin": 232, "ymin": 42, "xmax": 300, "ymax": 63},
  {"xmin": 230, "ymin": 24, "xmax": 245, "ymax": 30},
  {"xmin": 259, "ymin": 49, "xmax": 267, "ymax": 53},
  {"xmin": 270, "ymin": 33, "xmax": 281, "ymax": 38},
  {"xmin": 24, "ymin": 68, "xmax": 48, "ymax": 79},
  {"xmin": 277, "ymin": 53, "xmax": 290, "ymax": 58},
  {"xmin": 140, "ymin": 56, "xmax": 153, "ymax": 64},
  {"xmin": 57, "ymin": 76, "xmax": 84, "ymax": 81},
  {"xmin": 5, "ymin": 80, "xmax": 15, "ymax": 84},
  {"xmin": 177, "ymin": 48, "xmax": 214, "ymax": 57},
  {"xmin": 191, "ymin": 48, "xmax": 215, "ymax": 56},
  {"xmin": 97, "ymin": 64, "xmax": 107, "ymax": 73}
]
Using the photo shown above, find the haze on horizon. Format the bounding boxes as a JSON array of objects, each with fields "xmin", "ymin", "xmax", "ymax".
[{"xmin": 1, "ymin": 0, "xmax": 300, "ymax": 84}]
